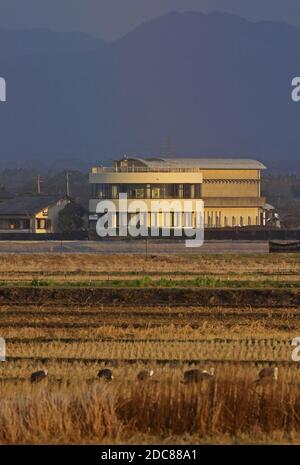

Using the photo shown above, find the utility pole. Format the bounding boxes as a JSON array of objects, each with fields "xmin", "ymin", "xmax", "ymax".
[
  {"xmin": 37, "ymin": 175, "xmax": 43, "ymax": 194},
  {"xmin": 66, "ymin": 172, "xmax": 70, "ymax": 197}
]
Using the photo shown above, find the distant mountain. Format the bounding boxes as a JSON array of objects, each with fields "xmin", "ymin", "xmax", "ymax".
[
  {"xmin": 0, "ymin": 12, "xmax": 300, "ymax": 171},
  {"xmin": 0, "ymin": 29, "xmax": 104, "ymax": 56}
]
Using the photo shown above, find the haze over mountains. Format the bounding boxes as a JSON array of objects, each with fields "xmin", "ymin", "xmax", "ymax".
[
  {"xmin": 0, "ymin": 11, "xmax": 299, "ymax": 172},
  {"xmin": 0, "ymin": 29, "xmax": 104, "ymax": 57}
]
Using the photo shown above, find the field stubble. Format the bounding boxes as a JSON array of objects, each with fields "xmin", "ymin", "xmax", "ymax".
[{"xmin": 0, "ymin": 253, "xmax": 299, "ymax": 444}]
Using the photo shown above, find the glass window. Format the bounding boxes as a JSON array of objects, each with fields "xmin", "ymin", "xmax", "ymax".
[
  {"xmin": 195, "ymin": 184, "xmax": 201, "ymax": 198},
  {"xmin": 183, "ymin": 185, "xmax": 191, "ymax": 198},
  {"xmin": 135, "ymin": 189, "xmax": 145, "ymax": 199},
  {"xmin": 37, "ymin": 219, "xmax": 46, "ymax": 229},
  {"xmin": 152, "ymin": 188, "xmax": 160, "ymax": 199}
]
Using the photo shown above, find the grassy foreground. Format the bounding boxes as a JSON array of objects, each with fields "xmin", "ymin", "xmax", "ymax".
[
  {"xmin": 1, "ymin": 372, "xmax": 300, "ymax": 445},
  {"xmin": 0, "ymin": 253, "xmax": 298, "ymax": 444}
]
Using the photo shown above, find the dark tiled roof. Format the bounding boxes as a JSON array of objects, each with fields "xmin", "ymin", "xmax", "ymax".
[
  {"xmin": 0, "ymin": 195, "xmax": 65, "ymax": 216},
  {"xmin": 0, "ymin": 190, "xmax": 14, "ymax": 200}
]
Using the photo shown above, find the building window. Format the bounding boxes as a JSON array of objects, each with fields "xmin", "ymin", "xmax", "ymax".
[
  {"xmin": 173, "ymin": 212, "xmax": 182, "ymax": 228},
  {"xmin": 232, "ymin": 217, "xmax": 236, "ymax": 227},
  {"xmin": 183, "ymin": 212, "xmax": 193, "ymax": 228},
  {"xmin": 37, "ymin": 219, "xmax": 47, "ymax": 230},
  {"xmin": 183, "ymin": 185, "xmax": 191, "ymax": 198},
  {"xmin": 163, "ymin": 212, "xmax": 171, "ymax": 228},
  {"xmin": 248, "ymin": 216, "xmax": 251, "ymax": 226},
  {"xmin": 8, "ymin": 219, "xmax": 31, "ymax": 230},
  {"xmin": 240, "ymin": 217, "xmax": 244, "ymax": 227},
  {"xmin": 92, "ymin": 183, "xmax": 204, "ymax": 200},
  {"xmin": 224, "ymin": 216, "xmax": 228, "ymax": 227},
  {"xmin": 133, "ymin": 188, "xmax": 145, "ymax": 199},
  {"xmin": 215, "ymin": 212, "xmax": 221, "ymax": 227},
  {"xmin": 151, "ymin": 212, "xmax": 159, "ymax": 228},
  {"xmin": 195, "ymin": 184, "xmax": 201, "ymax": 198},
  {"xmin": 151, "ymin": 188, "xmax": 160, "ymax": 199}
]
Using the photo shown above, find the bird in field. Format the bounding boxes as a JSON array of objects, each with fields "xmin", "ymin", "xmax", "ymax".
[
  {"xmin": 97, "ymin": 368, "xmax": 113, "ymax": 381},
  {"xmin": 30, "ymin": 370, "xmax": 48, "ymax": 384},
  {"xmin": 137, "ymin": 370, "xmax": 154, "ymax": 381},
  {"xmin": 182, "ymin": 368, "xmax": 215, "ymax": 384},
  {"xmin": 254, "ymin": 366, "xmax": 278, "ymax": 385}
]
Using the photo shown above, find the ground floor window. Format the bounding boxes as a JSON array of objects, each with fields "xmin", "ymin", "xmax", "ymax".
[
  {"xmin": 0, "ymin": 218, "xmax": 31, "ymax": 230},
  {"xmin": 36, "ymin": 219, "xmax": 49, "ymax": 230}
]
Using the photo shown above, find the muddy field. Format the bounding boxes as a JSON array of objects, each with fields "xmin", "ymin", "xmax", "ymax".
[{"xmin": 0, "ymin": 253, "xmax": 299, "ymax": 444}]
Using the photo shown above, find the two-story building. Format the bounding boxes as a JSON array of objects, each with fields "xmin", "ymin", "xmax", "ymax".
[{"xmin": 89, "ymin": 156, "xmax": 267, "ymax": 233}]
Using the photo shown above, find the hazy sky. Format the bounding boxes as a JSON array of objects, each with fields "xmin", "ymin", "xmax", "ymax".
[{"xmin": 1, "ymin": 0, "xmax": 300, "ymax": 40}]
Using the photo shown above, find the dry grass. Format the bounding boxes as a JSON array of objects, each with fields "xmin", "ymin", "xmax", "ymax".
[
  {"xmin": 0, "ymin": 304, "xmax": 299, "ymax": 444},
  {"xmin": 0, "ymin": 320, "xmax": 297, "ymax": 340},
  {"xmin": 0, "ymin": 253, "xmax": 299, "ymax": 444},
  {"xmin": 0, "ymin": 253, "xmax": 298, "ymax": 275},
  {"xmin": 0, "ymin": 371, "xmax": 300, "ymax": 444},
  {"xmin": 1, "ymin": 338, "xmax": 296, "ymax": 362},
  {"xmin": 0, "ymin": 306, "xmax": 299, "ymax": 332}
]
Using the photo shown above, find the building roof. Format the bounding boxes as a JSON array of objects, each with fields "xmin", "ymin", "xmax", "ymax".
[
  {"xmin": 122, "ymin": 157, "xmax": 266, "ymax": 170},
  {"xmin": 0, "ymin": 195, "xmax": 65, "ymax": 216},
  {"xmin": 0, "ymin": 189, "xmax": 14, "ymax": 201}
]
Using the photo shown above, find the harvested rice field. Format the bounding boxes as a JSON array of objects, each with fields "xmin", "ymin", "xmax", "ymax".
[{"xmin": 0, "ymin": 253, "xmax": 299, "ymax": 444}]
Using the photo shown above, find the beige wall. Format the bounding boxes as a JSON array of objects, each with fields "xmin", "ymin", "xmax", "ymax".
[
  {"xmin": 201, "ymin": 169, "xmax": 260, "ymax": 197},
  {"xmin": 35, "ymin": 199, "xmax": 70, "ymax": 233},
  {"xmin": 202, "ymin": 181, "xmax": 260, "ymax": 197},
  {"xmin": 201, "ymin": 169, "xmax": 260, "ymax": 180},
  {"xmin": 204, "ymin": 208, "xmax": 261, "ymax": 227}
]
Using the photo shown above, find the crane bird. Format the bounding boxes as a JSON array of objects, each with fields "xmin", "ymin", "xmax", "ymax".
[
  {"xmin": 30, "ymin": 370, "xmax": 48, "ymax": 384},
  {"xmin": 97, "ymin": 368, "xmax": 113, "ymax": 381},
  {"xmin": 182, "ymin": 368, "xmax": 215, "ymax": 384},
  {"xmin": 137, "ymin": 370, "xmax": 154, "ymax": 381},
  {"xmin": 255, "ymin": 366, "xmax": 278, "ymax": 385}
]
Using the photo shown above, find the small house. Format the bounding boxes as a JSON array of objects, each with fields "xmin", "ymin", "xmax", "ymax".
[{"xmin": 0, "ymin": 195, "xmax": 70, "ymax": 233}]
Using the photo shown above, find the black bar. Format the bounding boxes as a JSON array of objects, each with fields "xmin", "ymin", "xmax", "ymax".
[{"xmin": 0, "ymin": 445, "xmax": 299, "ymax": 464}]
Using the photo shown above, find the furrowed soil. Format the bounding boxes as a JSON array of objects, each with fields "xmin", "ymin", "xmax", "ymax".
[{"xmin": 0, "ymin": 253, "xmax": 299, "ymax": 445}]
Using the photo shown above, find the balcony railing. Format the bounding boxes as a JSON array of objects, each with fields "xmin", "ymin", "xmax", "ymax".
[{"xmin": 91, "ymin": 166, "xmax": 202, "ymax": 174}]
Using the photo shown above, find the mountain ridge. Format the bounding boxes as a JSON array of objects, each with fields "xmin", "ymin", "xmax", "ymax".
[{"xmin": 0, "ymin": 11, "xmax": 299, "ymax": 170}]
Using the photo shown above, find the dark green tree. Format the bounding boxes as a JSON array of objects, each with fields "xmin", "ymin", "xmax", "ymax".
[{"xmin": 57, "ymin": 201, "xmax": 86, "ymax": 232}]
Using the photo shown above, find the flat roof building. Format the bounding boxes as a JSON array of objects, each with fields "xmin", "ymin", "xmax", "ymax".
[{"xmin": 89, "ymin": 156, "xmax": 267, "ymax": 233}]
